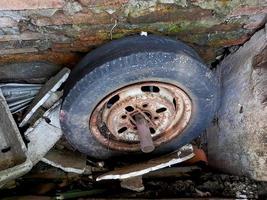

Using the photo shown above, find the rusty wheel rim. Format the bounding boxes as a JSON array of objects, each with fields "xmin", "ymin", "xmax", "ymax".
[{"xmin": 89, "ymin": 82, "xmax": 192, "ymax": 152}]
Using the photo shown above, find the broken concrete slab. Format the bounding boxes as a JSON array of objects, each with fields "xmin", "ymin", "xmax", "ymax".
[
  {"xmin": 25, "ymin": 101, "xmax": 62, "ymax": 165},
  {"xmin": 41, "ymin": 148, "xmax": 88, "ymax": 174},
  {"xmin": 0, "ymin": 89, "xmax": 32, "ymax": 187},
  {"xmin": 207, "ymin": 25, "xmax": 267, "ymax": 181}
]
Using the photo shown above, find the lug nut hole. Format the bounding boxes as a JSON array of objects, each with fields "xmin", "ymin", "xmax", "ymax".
[
  {"xmin": 149, "ymin": 127, "xmax": 156, "ymax": 134},
  {"xmin": 107, "ymin": 95, "xmax": 120, "ymax": 108},
  {"xmin": 121, "ymin": 115, "xmax": 127, "ymax": 119},
  {"xmin": 125, "ymin": 106, "xmax": 134, "ymax": 112},
  {"xmin": 118, "ymin": 127, "xmax": 127, "ymax": 133},
  {"xmin": 156, "ymin": 107, "xmax": 167, "ymax": 113},
  {"xmin": 141, "ymin": 86, "xmax": 160, "ymax": 93}
]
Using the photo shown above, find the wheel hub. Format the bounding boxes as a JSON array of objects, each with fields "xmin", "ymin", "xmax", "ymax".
[{"xmin": 89, "ymin": 82, "xmax": 192, "ymax": 152}]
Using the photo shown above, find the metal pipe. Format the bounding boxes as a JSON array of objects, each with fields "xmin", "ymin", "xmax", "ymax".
[{"xmin": 134, "ymin": 114, "xmax": 155, "ymax": 153}]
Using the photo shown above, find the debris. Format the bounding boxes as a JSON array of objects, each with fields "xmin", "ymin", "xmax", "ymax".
[
  {"xmin": 2, "ymin": 196, "xmax": 52, "ymax": 200},
  {"xmin": 120, "ymin": 176, "xmax": 144, "ymax": 192},
  {"xmin": 0, "ymin": 62, "xmax": 61, "ymax": 84},
  {"xmin": 195, "ymin": 188, "xmax": 211, "ymax": 197},
  {"xmin": 96, "ymin": 144, "xmax": 194, "ymax": 181},
  {"xmin": 20, "ymin": 68, "xmax": 70, "ymax": 127},
  {"xmin": 26, "ymin": 101, "xmax": 62, "ymax": 165},
  {"xmin": 186, "ymin": 146, "xmax": 208, "ymax": 165},
  {"xmin": 0, "ymin": 83, "xmax": 42, "ymax": 113},
  {"xmin": 144, "ymin": 166, "xmax": 201, "ymax": 178},
  {"xmin": 55, "ymin": 189, "xmax": 107, "ymax": 200},
  {"xmin": 41, "ymin": 148, "xmax": 89, "ymax": 174},
  {"xmin": 0, "ymin": 89, "xmax": 32, "ymax": 187}
]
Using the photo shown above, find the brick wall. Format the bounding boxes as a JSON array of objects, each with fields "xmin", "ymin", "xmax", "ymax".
[{"xmin": 0, "ymin": 0, "xmax": 266, "ymax": 67}]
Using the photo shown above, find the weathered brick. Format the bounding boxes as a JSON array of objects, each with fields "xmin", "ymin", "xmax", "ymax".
[
  {"xmin": 32, "ymin": 12, "xmax": 113, "ymax": 26},
  {"xmin": 0, "ymin": 0, "xmax": 64, "ymax": 11},
  {"xmin": 0, "ymin": 51, "xmax": 81, "ymax": 67},
  {"xmin": 0, "ymin": 17, "xmax": 17, "ymax": 28},
  {"xmin": 51, "ymin": 35, "xmax": 107, "ymax": 52},
  {"xmin": 0, "ymin": 32, "xmax": 70, "ymax": 46},
  {"xmin": 229, "ymin": 6, "xmax": 267, "ymax": 17},
  {"xmin": 78, "ymin": 0, "xmax": 129, "ymax": 7},
  {"xmin": 0, "ymin": 48, "xmax": 38, "ymax": 55},
  {"xmin": 0, "ymin": 32, "xmax": 45, "ymax": 42},
  {"xmin": 51, "ymin": 43, "xmax": 92, "ymax": 53},
  {"xmin": 208, "ymin": 34, "xmax": 250, "ymax": 47},
  {"xmin": 0, "ymin": 0, "xmax": 266, "ymax": 68},
  {"xmin": 128, "ymin": 5, "xmax": 214, "ymax": 24}
]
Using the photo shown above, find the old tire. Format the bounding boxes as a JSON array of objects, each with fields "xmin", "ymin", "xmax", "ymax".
[{"xmin": 61, "ymin": 35, "xmax": 219, "ymax": 160}]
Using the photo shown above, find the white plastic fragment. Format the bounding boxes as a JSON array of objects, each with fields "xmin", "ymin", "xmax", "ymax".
[{"xmin": 140, "ymin": 31, "xmax": 148, "ymax": 36}]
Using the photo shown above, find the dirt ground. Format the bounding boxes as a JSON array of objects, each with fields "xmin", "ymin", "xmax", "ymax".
[{"xmin": 1, "ymin": 161, "xmax": 267, "ymax": 200}]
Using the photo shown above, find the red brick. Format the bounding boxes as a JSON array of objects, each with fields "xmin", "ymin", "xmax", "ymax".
[
  {"xmin": 0, "ymin": 0, "xmax": 64, "ymax": 11},
  {"xmin": 0, "ymin": 17, "xmax": 17, "ymax": 28}
]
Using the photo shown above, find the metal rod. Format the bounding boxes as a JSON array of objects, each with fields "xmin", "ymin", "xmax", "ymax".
[{"xmin": 134, "ymin": 114, "xmax": 155, "ymax": 153}]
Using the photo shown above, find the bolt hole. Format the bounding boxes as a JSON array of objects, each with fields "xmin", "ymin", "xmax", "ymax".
[
  {"xmin": 1, "ymin": 146, "xmax": 11, "ymax": 153},
  {"xmin": 144, "ymin": 112, "xmax": 151, "ymax": 118},
  {"xmin": 121, "ymin": 115, "xmax": 127, "ymax": 119},
  {"xmin": 141, "ymin": 86, "xmax": 160, "ymax": 93},
  {"xmin": 107, "ymin": 95, "xmax": 120, "ymax": 109},
  {"xmin": 118, "ymin": 127, "xmax": 127, "ymax": 134},
  {"xmin": 149, "ymin": 127, "xmax": 156, "ymax": 134},
  {"xmin": 44, "ymin": 117, "xmax": 51, "ymax": 124},
  {"xmin": 133, "ymin": 126, "xmax": 137, "ymax": 130},
  {"xmin": 154, "ymin": 116, "xmax": 159, "ymax": 120},
  {"xmin": 125, "ymin": 106, "xmax": 134, "ymax": 112},
  {"xmin": 156, "ymin": 107, "xmax": 167, "ymax": 113},
  {"xmin": 173, "ymin": 98, "xmax": 177, "ymax": 109},
  {"xmin": 142, "ymin": 104, "xmax": 148, "ymax": 108}
]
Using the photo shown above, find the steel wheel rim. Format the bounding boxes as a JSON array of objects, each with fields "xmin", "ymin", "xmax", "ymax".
[{"xmin": 89, "ymin": 81, "xmax": 192, "ymax": 152}]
